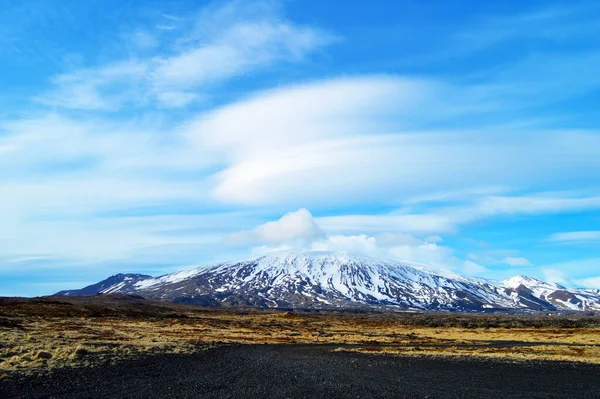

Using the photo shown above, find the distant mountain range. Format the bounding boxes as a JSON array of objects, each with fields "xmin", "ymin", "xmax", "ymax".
[{"xmin": 56, "ymin": 251, "xmax": 600, "ymax": 312}]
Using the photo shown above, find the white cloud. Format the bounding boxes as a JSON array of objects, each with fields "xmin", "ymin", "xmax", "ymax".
[
  {"xmin": 573, "ymin": 277, "xmax": 600, "ymax": 289},
  {"xmin": 231, "ymin": 209, "xmax": 486, "ymax": 275},
  {"xmin": 227, "ymin": 208, "xmax": 325, "ymax": 245},
  {"xmin": 155, "ymin": 91, "xmax": 201, "ymax": 108},
  {"xmin": 425, "ymin": 235, "xmax": 444, "ymax": 244},
  {"xmin": 251, "ymin": 244, "xmax": 295, "ymax": 256},
  {"xmin": 185, "ymin": 76, "xmax": 433, "ymax": 158},
  {"xmin": 542, "ymin": 268, "xmax": 568, "ymax": 285},
  {"xmin": 176, "ymin": 72, "xmax": 600, "ymax": 209},
  {"xmin": 151, "ymin": 18, "xmax": 332, "ymax": 90},
  {"xmin": 311, "ymin": 234, "xmax": 379, "ymax": 255},
  {"xmin": 4, "ymin": 1, "xmax": 600, "ymax": 296},
  {"xmin": 548, "ymin": 231, "xmax": 600, "ymax": 242},
  {"xmin": 502, "ymin": 257, "xmax": 532, "ymax": 267},
  {"xmin": 468, "ymin": 195, "xmax": 600, "ymax": 218},
  {"xmin": 37, "ymin": 0, "xmax": 335, "ymax": 110},
  {"xmin": 0, "ymin": 112, "xmax": 268, "ymax": 265},
  {"xmin": 5, "ymin": 80, "xmax": 600, "ymax": 281},
  {"xmin": 376, "ymin": 233, "xmax": 423, "ymax": 247},
  {"xmin": 404, "ymin": 186, "xmax": 509, "ymax": 205},
  {"xmin": 462, "ymin": 260, "xmax": 488, "ymax": 275},
  {"xmin": 312, "ymin": 234, "xmax": 460, "ymax": 271},
  {"xmin": 539, "ymin": 259, "xmax": 600, "ymax": 280},
  {"xmin": 318, "ymin": 193, "xmax": 600, "ymax": 235},
  {"xmin": 386, "ymin": 242, "xmax": 457, "ymax": 270},
  {"xmin": 309, "ymin": 233, "xmax": 486, "ymax": 275},
  {"xmin": 317, "ymin": 213, "xmax": 456, "ymax": 235},
  {"xmin": 36, "ymin": 61, "xmax": 148, "ymax": 110}
]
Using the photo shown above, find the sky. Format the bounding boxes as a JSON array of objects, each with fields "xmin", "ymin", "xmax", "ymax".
[{"xmin": 1, "ymin": 0, "xmax": 599, "ymax": 296}]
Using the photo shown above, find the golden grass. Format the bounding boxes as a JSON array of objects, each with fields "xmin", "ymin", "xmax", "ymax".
[
  {"xmin": 333, "ymin": 343, "xmax": 600, "ymax": 364},
  {"xmin": 1, "ymin": 299, "xmax": 599, "ymax": 374}
]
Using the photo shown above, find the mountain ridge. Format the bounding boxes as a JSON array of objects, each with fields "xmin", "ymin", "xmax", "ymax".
[{"xmin": 56, "ymin": 251, "xmax": 600, "ymax": 312}]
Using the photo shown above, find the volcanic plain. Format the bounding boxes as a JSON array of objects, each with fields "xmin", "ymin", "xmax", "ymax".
[{"xmin": 1, "ymin": 294, "xmax": 599, "ymax": 376}]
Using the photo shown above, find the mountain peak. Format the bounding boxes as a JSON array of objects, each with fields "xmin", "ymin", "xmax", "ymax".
[
  {"xmin": 503, "ymin": 275, "xmax": 563, "ymax": 290},
  {"xmin": 253, "ymin": 250, "xmax": 383, "ymax": 264},
  {"xmin": 55, "ymin": 253, "xmax": 600, "ymax": 312}
]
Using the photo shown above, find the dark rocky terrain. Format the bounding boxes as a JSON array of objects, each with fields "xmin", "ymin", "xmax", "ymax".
[
  {"xmin": 2, "ymin": 344, "xmax": 600, "ymax": 399},
  {"xmin": 2, "ymin": 295, "xmax": 600, "ymax": 397}
]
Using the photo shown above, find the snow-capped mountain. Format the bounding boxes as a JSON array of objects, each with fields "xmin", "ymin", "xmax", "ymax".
[
  {"xmin": 56, "ymin": 251, "xmax": 600, "ymax": 312},
  {"xmin": 501, "ymin": 275, "xmax": 600, "ymax": 311},
  {"xmin": 55, "ymin": 273, "xmax": 152, "ymax": 296}
]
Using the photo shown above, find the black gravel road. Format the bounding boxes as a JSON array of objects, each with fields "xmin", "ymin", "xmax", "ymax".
[{"xmin": 2, "ymin": 344, "xmax": 599, "ymax": 398}]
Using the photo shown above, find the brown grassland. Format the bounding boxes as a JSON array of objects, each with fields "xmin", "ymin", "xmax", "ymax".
[{"xmin": 1, "ymin": 295, "xmax": 599, "ymax": 376}]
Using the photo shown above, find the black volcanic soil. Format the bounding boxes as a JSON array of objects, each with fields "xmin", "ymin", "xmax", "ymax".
[{"xmin": 2, "ymin": 344, "xmax": 599, "ymax": 399}]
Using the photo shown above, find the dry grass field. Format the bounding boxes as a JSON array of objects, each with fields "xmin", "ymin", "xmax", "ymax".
[{"xmin": 1, "ymin": 295, "xmax": 599, "ymax": 376}]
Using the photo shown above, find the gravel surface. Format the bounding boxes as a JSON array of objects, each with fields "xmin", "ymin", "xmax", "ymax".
[{"xmin": 2, "ymin": 344, "xmax": 600, "ymax": 398}]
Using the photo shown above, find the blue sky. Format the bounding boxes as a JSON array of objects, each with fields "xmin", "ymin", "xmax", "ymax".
[{"xmin": 1, "ymin": 0, "xmax": 599, "ymax": 296}]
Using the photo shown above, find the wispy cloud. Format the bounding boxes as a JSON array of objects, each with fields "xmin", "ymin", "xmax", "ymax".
[
  {"xmin": 502, "ymin": 257, "xmax": 532, "ymax": 267},
  {"xmin": 398, "ymin": 2, "xmax": 600, "ymax": 121},
  {"xmin": 1, "ymin": 0, "xmax": 599, "ymax": 295},
  {"xmin": 36, "ymin": 61, "xmax": 149, "ymax": 110},
  {"xmin": 319, "ymin": 193, "xmax": 600, "ymax": 235},
  {"xmin": 453, "ymin": 2, "xmax": 600, "ymax": 52},
  {"xmin": 541, "ymin": 259, "xmax": 600, "ymax": 287},
  {"xmin": 35, "ymin": 0, "xmax": 335, "ymax": 110},
  {"xmin": 542, "ymin": 268, "xmax": 568, "ymax": 285},
  {"xmin": 574, "ymin": 276, "xmax": 600, "ymax": 290},
  {"xmin": 548, "ymin": 231, "xmax": 600, "ymax": 243},
  {"xmin": 178, "ymin": 73, "xmax": 600, "ymax": 208}
]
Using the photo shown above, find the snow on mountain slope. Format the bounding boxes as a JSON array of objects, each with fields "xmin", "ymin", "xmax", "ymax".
[
  {"xmin": 56, "ymin": 251, "xmax": 600, "ymax": 312},
  {"xmin": 502, "ymin": 275, "xmax": 600, "ymax": 311},
  {"xmin": 55, "ymin": 273, "xmax": 151, "ymax": 296}
]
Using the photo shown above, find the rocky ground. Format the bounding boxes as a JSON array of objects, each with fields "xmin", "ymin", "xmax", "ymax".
[
  {"xmin": 1, "ymin": 295, "xmax": 600, "ymax": 397},
  {"xmin": 2, "ymin": 344, "xmax": 600, "ymax": 398}
]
